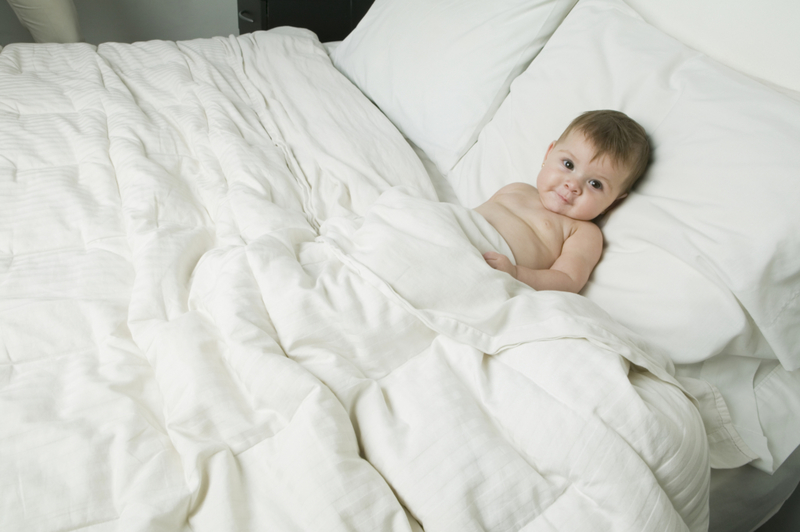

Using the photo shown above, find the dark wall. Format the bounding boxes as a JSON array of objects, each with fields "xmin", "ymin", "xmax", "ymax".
[{"xmin": 238, "ymin": 0, "xmax": 376, "ymax": 42}]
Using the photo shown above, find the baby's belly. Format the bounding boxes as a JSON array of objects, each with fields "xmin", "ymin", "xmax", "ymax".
[
  {"xmin": 474, "ymin": 204, "xmax": 558, "ymax": 270},
  {"xmin": 503, "ymin": 227, "xmax": 558, "ymax": 270}
]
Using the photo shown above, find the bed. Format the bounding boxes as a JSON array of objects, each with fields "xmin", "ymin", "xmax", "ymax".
[{"xmin": 1, "ymin": 0, "xmax": 798, "ymax": 531}]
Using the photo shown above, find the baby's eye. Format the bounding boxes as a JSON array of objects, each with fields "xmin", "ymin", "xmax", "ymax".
[
  {"xmin": 563, "ymin": 159, "xmax": 574, "ymax": 170},
  {"xmin": 589, "ymin": 179, "xmax": 603, "ymax": 190}
]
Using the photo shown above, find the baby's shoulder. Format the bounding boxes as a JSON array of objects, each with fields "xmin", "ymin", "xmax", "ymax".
[
  {"xmin": 566, "ymin": 218, "xmax": 603, "ymax": 245},
  {"xmin": 488, "ymin": 183, "xmax": 541, "ymax": 213},
  {"xmin": 501, "ymin": 181, "xmax": 537, "ymax": 194}
]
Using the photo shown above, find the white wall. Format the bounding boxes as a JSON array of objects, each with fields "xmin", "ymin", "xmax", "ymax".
[{"xmin": 1, "ymin": 0, "xmax": 239, "ymax": 45}]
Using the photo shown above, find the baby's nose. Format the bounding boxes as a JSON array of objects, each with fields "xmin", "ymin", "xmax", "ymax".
[{"xmin": 564, "ymin": 180, "xmax": 580, "ymax": 194}]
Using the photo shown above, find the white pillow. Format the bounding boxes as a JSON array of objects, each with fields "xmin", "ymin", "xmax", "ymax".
[
  {"xmin": 331, "ymin": 0, "xmax": 578, "ymax": 173},
  {"xmin": 449, "ymin": 0, "xmax": 800, "ymax": 370},
  {"xmin": 623, "ymin": 0, "xmax": 800, "ymax": 95}
]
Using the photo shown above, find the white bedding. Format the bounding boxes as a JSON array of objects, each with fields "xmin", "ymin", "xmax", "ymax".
[{"xmin": 0, "ymin": 28, "xmax": 738, "ymax": 531}]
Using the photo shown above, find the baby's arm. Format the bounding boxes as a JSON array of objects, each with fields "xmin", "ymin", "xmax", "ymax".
[{"xmin": 484, "ymin": 223, "xmax": 603, "ymax": 293}]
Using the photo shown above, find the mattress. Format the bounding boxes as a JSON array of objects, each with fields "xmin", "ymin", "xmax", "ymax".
[{"xmin": 710, "ymin": 445, "xmax": 800, "ymax": 532}]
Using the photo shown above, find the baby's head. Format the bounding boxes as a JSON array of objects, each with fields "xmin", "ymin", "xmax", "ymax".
[
  {"xmin": 538, "ymin": 110, "xmax": 650, "ymax": 221},
  {"xmin": 559, "ymin": 110, "xmax": 650, "ymax": 192}
]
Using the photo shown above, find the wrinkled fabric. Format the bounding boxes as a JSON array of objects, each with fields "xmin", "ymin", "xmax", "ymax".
[{"xmin": 2, "ymin": 29, "xmax": 714, "ymax": 531}]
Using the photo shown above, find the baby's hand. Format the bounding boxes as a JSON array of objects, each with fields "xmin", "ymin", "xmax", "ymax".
[{"xmin": 483, "ymin": 251, "xmax": 517, "ymax": 278}]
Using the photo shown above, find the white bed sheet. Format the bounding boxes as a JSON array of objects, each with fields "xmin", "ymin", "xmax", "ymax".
[{"xmin": 0, "ymin": 28, "xmax": 742, "ymax": 531}]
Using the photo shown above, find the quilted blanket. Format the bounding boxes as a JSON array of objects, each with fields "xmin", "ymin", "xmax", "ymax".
[{"xmin": 1, "ymin": 29, "xmax": 711, "ymax": 531}]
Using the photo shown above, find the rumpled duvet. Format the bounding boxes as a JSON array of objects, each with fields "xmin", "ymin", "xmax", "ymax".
[{"xmin": 2, "ymin": 28, "xmax": 713, "ymax": 531}]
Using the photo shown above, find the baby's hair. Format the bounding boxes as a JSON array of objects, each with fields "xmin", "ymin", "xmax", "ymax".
[{"xmin": 558, "ymin": 110, "xmax": 650, "ymax": 192}]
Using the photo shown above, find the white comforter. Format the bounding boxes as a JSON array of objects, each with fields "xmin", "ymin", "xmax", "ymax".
[{"xmin": 1, "ymin": 29, "xmax": 711, "ymax": 531}]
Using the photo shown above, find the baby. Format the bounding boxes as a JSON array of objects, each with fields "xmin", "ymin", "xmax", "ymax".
[{"xmin": 475, "ymin": 110, "xmax": 650, "ymax": 293}]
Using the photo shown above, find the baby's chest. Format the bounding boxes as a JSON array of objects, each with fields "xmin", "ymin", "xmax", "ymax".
[
  {"xmin": 513, "ymin": 215, "xmax": 570, "ymax": 269},
  {"xmin": 528, "ymin": 208, "xmax": 572, "ymax": 246}
]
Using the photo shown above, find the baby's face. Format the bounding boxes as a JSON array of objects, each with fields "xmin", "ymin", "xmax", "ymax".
[{"xmin": 536, "ymin": 131, "xmax": 629, "ymax": 221}]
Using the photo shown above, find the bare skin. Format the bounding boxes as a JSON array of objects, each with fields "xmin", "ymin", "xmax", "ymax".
[{"xmin": 474, "ymin": 130, "xmax": 629, "ymax": 293}]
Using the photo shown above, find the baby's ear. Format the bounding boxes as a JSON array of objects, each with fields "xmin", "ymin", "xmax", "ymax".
[
  {"xmin": 610, "ymin": 193, "xmax": 628, "ymax": 209},
  {"xmin": 601, "ymin": 193, "xmax": 628, "ymax": 216},
  {"xmin": 544, "ymin": 141, "xmax": 556, "ymax": 163}
]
